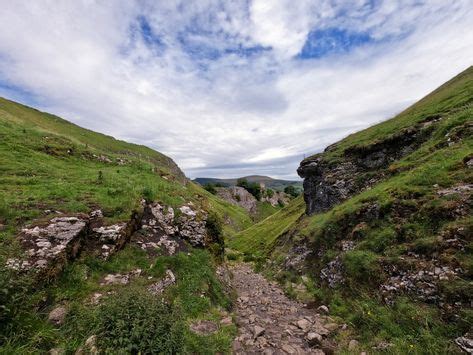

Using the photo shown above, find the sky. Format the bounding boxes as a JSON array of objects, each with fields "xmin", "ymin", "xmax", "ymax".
[{"xmin": 0, "ymin": 1, "xmax": 472, "ymax": 180}]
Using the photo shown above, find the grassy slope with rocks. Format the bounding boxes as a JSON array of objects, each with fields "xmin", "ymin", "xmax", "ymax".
[
  {"xmin": 230, "ymin": 67, "xmax": 473, "ymax": 353},
  {"xmin": 0, "ymin": 97, "xmax": 252, "ymax": 239},
  {"xmin": 0, "ymin": 97, "xmax": 253, "ymax": 353}
]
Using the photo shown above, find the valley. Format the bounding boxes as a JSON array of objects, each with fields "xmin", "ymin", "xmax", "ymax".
[{"xmin": 1, "ymin": 66, "xmax": 472, "ymax": 354}]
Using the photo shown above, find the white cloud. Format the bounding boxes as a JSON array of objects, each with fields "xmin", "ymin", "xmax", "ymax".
[{"xmin": 0, "ymin": 0, "xmax": 472, "ymax": 180}]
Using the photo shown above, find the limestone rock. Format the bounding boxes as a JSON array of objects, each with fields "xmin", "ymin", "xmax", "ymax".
[
  {"xmin": 253, "ymin": 325, "xmax": 266, "ymax": 338},
  {"xmin": 348, "ymin": 339, "xmax": 359, "ymax": 350},
  {"xmin": 216, "ymin": 186, "xmax": 257, "ymax": 213},
  {"xmin": 295, "ymin": 318, "xmax": 311, "ymax": 331},
  {"xmin": 177, "ymin": 205, "xmax": 207, "ymax": 247},
  {"xmin": 306, "ymin": 332, "xmax": 322, "ymax": 346},
  {"xmin": 15, "ymin": 216, "xmax": 87, "ymax": 273},
  {"xmin": 48, "ymin": 305, "xmax": 67, "ymax": 326},
  {"xmin": 455, "ymin": 335, "xmax": 473, "ymax": 354},
  {"xmin": 298, "ymin": 126, "xmax": 429, "ymax": 215},
  {"xmin": 190, "ymin": 320, "xmax": 218, "ymax": 335},
  {"xmin": 100, "ymin": 269, "xmax": 141, "ymax": 286},
  {"xmin": 92, "ymin": 223, "xmax": 126, "ymax": 243},
  {"xmin": 148, "ymin": 269, "xmax": 175, "ymax": 295}
]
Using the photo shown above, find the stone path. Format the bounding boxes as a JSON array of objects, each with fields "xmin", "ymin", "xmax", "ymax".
[{"xmin": 230, "ymin": 263, "xmax": 337, "ymax": 354}]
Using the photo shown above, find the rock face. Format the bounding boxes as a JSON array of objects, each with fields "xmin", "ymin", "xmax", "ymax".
[
  {"xmin": 48, "ymin": 305, "xmax": 68, "ymax": 326},
  {"xmin": 8, "ymin": 201, "xmax": 217, "ymax": 278},
  {"xmin": 297, "ymin": 125, "xmax": 432, "ymax": 215},
  {"xmin": 216, "ymin": 186, "xmax": 258, "ymax": 213},
  {"xmin": 133, "ymin": 201, "xmax": 212, "ymax": 256},
  {"xmin": 12, "ymin": 216, "xmax": 88, "ymax": 275},
  {"xmin": 261, "ymin": 190, "xmax": 290, "ymax": 207}
]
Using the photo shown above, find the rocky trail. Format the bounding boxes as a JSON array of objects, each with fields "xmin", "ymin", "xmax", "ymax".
[{"xmin": 230, "ymin": 263, "xmax": 338, "ymax": 354}]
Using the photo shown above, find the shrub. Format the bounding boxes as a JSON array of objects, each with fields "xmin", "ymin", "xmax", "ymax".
[
  {"xmin": 96, "ymin": 287, "xmax": 184, "ymax": 354},
  {"xmin": 265, "ymin": 188, "xmax": 274, "ymax": 198},
  {"xmin": 237, "ymin": 179, "xmax": 262, "ymax": 200},
  {"xmin": 206, "ymin": 212, "xmax": 224, "ymax": 260},
  {"xmin": 284, "ymin": 185, "xmax": 300, "ymax": 197},
  {"xmin": 203, "ymin": 183, "xmax": 217, "ymax": 195},
  {"xmin": 226, "ymin": 252, "xmax": 239, "ymax": 261}
]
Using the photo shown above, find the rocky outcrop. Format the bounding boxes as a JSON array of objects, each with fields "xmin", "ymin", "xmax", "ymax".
[
  {"xmin": 7, "ymin": 201, "xmax": 217, "ymax": 278},
  {"xmin": 133, "ymin": 201, "xmax": 212, "ymax": 256},
  {"xmin": 7, "ymin": 215, "xmax": 88, "ymax": 276},
  {"xmin": 216, "ymin": 186, "xmax": 258, "ymax": 213},
  {"xmin": 297, "ymin": 125, "xmax": 433, "ymax": 215},
  {"xmin": 261, "ymin": 190, "xmax": 290, "ymax": 207}
]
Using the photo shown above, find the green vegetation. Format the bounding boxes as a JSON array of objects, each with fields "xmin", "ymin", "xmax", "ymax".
[
  {"xmin": 1, "ymin": 246, "xmax": 237, "ymax": 353},
  {"xmin": 253, "ymin": 201, "xmax": 282, "ymax": 222},
  {"xmin": 0, "ymin": 96, "xmax": 250, "ymax": 353},
  {"xmin": 195, "ymin": 175, "xmax": 302, "ymax": 192},
  {"xmin": 227, "ymin": 196, "xmax": 305, "ymax": 257},
  {"xmin": 284, "ymin": 185, "xmax": 301, "ymax": 197},
  {"xmin": 0, "ymin": 96, "xmax": 251, "ymax": 242},
  {"xmin": 229, "ymin": 66, "xmax": 473, "ymax": 352},
  {"xmin": 96, "ymin": 287, "xmax": 184, "ymax": 353},
  {"xmin": 237, "ymin": 177, "xmax": 262, "ymax": 200}
]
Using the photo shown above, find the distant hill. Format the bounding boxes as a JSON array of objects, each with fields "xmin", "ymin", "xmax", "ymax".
[{"xmin": 194, "ymin": 175, "xmax": 303, "ymax": 191}]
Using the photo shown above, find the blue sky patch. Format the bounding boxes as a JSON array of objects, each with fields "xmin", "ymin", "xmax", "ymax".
[
  {"xmin": 137, "ymin": 16, "xmax": 166, "ymax": 53},
  {"xmin": 298, "ymin": 28, "xmax": 373, "ymax": 59}
]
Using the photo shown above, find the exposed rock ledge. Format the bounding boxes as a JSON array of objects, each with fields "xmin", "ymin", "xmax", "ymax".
[
  {"xmin": 298, "ymin": 124, "xmax": 433, "ymax": 215},
  {"xmin": 7, "ymin": 201, "xmax": 217, "ymax": 279}
]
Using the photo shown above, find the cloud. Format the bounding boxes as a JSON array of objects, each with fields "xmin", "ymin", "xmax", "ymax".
[{"xmin": 0, "ymin": 1, "xmax": 472, "ymax": 180}]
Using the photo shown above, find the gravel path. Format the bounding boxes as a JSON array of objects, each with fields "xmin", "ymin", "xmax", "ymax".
[{"xmin": 230, "ymin": 263, "xmax": 338, "ymax": 354}]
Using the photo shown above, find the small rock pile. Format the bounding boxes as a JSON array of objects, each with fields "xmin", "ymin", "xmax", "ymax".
[
  {"xmin": 230, "ymin": 263, "xmax": 337, "ymax": 354},
  {"xmin": 380, "ymin": 260, "xmax": 461, "ymax": 304}
]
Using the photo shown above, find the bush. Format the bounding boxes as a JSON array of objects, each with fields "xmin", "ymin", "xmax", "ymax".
[
  {"xmin": 206, "ymin": 212, "xmax": 224, "ymax": 260},
  {"xmin": 204, "ymin": 183, "xmax": 217, "ymax": 195},
  {"xmin": 96, "ymin": 287, "xmax": 184, "ymax": 354},
  {"xmin": 284, "ymin": 185, "xmax": 300, "ymax": 197}
]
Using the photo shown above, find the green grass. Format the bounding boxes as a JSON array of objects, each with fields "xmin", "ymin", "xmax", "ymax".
[
  {"xmin": 253, "ymin": 201, "xmax": 282, "ymax": 222},
  {"xmin": 0, "ymin": 96, "xmax": 252, "ymax": 353},
  {"xmin": 227, "ymin": 196, "xmax": 305, "ymax": 257},
  {"xmin": 306, "ymin": 65, "xmax": 473, "ymax": 164},
  {"xmin": 0, "ymin": 247, "xmax": 237, "ymax": 353},
  {"xmin": 228, "ymin": 66, "xmax": 473, "ymax": 353},
  {"xmin": 0, "ymin": 96, "xmax": 252, "ymax": 246}
]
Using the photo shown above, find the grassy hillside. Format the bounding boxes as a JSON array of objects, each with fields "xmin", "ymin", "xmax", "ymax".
[
  {"xmin": 0, "ymin": 97, "xmax": 252, "ymax": 353},
  {"xmin": 194, "ymin": 175, "xmax": 303, "ymax": 192},
  {"xmin": 227, "ymin": 196, "xmax": 305, "ymax": 257},
  {"xmin": 0, "ymin": 97, "xmax": 252, "ymax": 240},
  {"xmin": 230, "ymin": 66, "xmax": 473, "ymax": 353}
]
